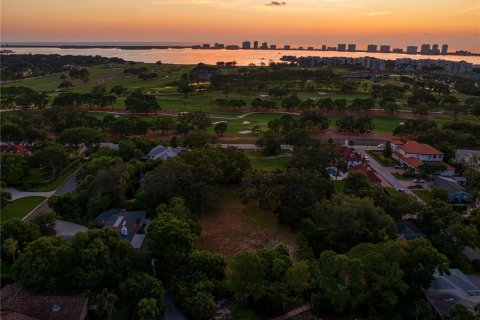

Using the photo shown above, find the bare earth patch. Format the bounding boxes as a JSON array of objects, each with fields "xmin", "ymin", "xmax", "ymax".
[{"xmin": 197, "ymin": 187, "xmax": 298, "ymax": 258}]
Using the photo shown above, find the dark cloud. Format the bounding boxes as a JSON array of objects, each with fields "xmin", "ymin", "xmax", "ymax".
[{"xmin": 265, "ymin": 1, "xmax": 286, "ymax": 6}]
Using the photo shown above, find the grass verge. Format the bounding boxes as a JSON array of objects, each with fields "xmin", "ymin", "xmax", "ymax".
[
  {"xmin": 1, "ymin": 196, "xmax": 46, "ymax": 222},
  {"xmin": 412, "ymin": 189, "xmax": 433, "ymax": 202}
]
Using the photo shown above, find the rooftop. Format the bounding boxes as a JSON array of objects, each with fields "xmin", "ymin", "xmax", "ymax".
[
  {"xmin": 433, "ymin": 176, "xmax": 470, "ymax": 195},
  {"xmin": 427, "ymin": 269, "xmax": 480, "ymax": 316},
  {"xmin": 96, "ymin": 210, "xmax": 146, "ymax": 242},
  {"xmin": 1, "ymin": 284, "xmax": 88, "ymax": 320},
  {"xmin": 351, "ymin": 163, "xmax": 382, "ymax": 184},
  {"xmin": 398, "ymin": 140, "xmax": 443, "ymax": 155},
  {"xmin": 147, "ymin": 145, "xmax": 183, "ymax": 160}
]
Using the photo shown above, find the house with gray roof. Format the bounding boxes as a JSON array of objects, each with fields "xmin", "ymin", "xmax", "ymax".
[
  {"xmin": 147, "ymin": 145, "xmax": 183, "ymax": 160},
  {"xmin": 96, "ymin": 210, "xmax": 147, "ymax": 250},
  {"xmin": 432, "ymin": 176, "xmax": 472, "ymax": 204},
  {"xmin": 426, "ymin": 269, "xmax": 480, "ymax": 317}
]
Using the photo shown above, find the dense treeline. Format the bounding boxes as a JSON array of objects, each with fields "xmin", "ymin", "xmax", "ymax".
[{"xmin": 1, "ymin": 54, "xmax": 125, "ymax": 80}]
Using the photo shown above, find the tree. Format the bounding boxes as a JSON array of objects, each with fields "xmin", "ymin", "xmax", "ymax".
[
  {"xmin": 70, "ymin": 228, "xmax": 135, "ymax": 290},
  {"xmin": 58, "ymin": 127, "xmax": 104, "ymax": 147},
  {"xmin": 147, "ymin": 211, "xmax": 197, "ymax": 272},
  {"xmin": 214, "ymin": 122, "xmax": 228, "ymax": 136},
  {"xmin": 153, "ymin": 116, "xmax": 175, "ymax": 134},
  {"xmin": 1, "ymin": 188, "xmax": 12, "ymax": 208},
  {"xmin": 285, "ymin": 261, "xmax": 311, "ymax": 296},
  {"xmin": 177, "ymin": 81, "xmax": 193, "ymax": 97},
  {"xmin": 95, "ymin": 288, "xmax": 118, "ymax": 319},
  {"xmin": 58, "ymin": 80, "xmax": 74, "ymax": 89},
  {"xmin": 256, "ymin": 131, "xmax": 282, "ymax": 155},
  {"xmin": 229, "ymin": 252, "xmax": 267, "ymax": 303},
  {"xmin": 1, "ymin": 220, "xmax": 41, "ymax": 252},
  {"xmin": 137, "ymin": 298, "xmax": 162, "ymax": 320},
  {"xmin": 31, "ymin": 143, "xmax": 68, "ymax": 179},
  {"xmin": 0, "ymin": 153, "xmax": 29, "ymax": 184},
  {"xmin": 110, "ymin": 85, "xmax": 127, "ymax": 97},
  {"xmin": 2, "ymin": 238, "xmax": 18, "ymax": 263},
  {"xmin": 125, "ymin": 90, "xmax": 160, "ymax": 113},
  {"xmin": 1, "ymin": 123, "xmax": 24, "ymax": 143},
  {"xmin": 344, "ymin": 171, "xmax": 374, "ymax": 198},
  {"xmin": 30, "ymin": 212, "xmax": 57, "ymax": 236},
  {"xmin": 13, "ymin": 236, "xmax": 72, "ymax": 291},
  {"xmin": 183, "ymin": 130, "xmax": 217, "ymax": 148},
  {"xmin": 383, "ymin": 141, "xmax": 392, "ymax": 158},
  {"xmin": 431, "ymin": 188, "xmax": 449, "ymax": 202}
]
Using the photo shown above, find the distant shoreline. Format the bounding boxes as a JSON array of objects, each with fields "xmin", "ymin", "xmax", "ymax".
[{"xmin": 1, "ymin": 44, "xmax": 479, "ymax": 57}]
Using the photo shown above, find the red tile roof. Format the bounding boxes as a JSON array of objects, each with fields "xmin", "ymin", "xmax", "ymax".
[
  {"xmin": 394, "ymin": 152, "xmax": 423, "ymax": 169},
  {"xmin": 390, "ymin": 139, "xmax": 405, "ymax": 146},
  {"xmin": 398, "ymin": 140, "xmax": 443, "ymax": 155},
  {"xmin": 352, "ymin": 163, "xmax": 382, "ymax": 184},
  {"xmin": 335, "ymin": 145, "xmax": 361, "ymax": 162}
]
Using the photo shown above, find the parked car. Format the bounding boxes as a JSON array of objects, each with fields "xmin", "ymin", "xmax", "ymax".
[
  {"xmin": 377, "ymin": 144, "xmax": 385, "ymax": 148},
  {"xmin": 398, "ymin": 189, "xmax": 405, "ymax": 193},
  {"xmin": 393, "ymin": 165, "xmax": 403, "ymax": 169}
]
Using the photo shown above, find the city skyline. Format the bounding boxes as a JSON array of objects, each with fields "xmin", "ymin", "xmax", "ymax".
[{"xmin": 2, "ymin": 0, "xmax": 479, "ymax": 52}]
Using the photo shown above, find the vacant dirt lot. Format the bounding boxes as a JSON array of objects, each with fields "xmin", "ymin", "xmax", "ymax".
[{"xmin": 197, "ymin": 187, "xmax": 298, "ymax": 258}]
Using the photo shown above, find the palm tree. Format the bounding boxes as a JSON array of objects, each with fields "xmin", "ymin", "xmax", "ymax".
[
  {"xmin": 137, "ymin": 298, "xmax": 160, "ymax": 320},
  {"xmin": 95, "ymin": 288, "xmax": 117, "ymax": 319},
  {"xmin": 2, "ymin": 238, "xmax": 18, "ymax": 262}
]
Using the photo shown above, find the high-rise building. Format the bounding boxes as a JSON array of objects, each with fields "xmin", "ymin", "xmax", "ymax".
[
  {"xmin": 270, "ymin": 44, "xmax": 276, "ymax": 50},
  {"xmin": 380, "ymin": 45, "xmax": 390, "ymax": 53},
  {"xmin": 420, "ymin": 44, "xmax": 431, "ymax": 54},
  {"xmin": 242, "ymin": 41, "xmax": 251, "ymax": 49},
  {"xmin": 253, "ymin": 41, "xmax": 259, "ymax": 49},
  {"xmin": 214, "ymin": 43, "xmax": 224, "ymax": 49},
  {"xmin": 307, "ymin": 46, "xmax": 314, "ymax": 50},
  {"xmin": 441, "ymin": 44, "xmax": 448, "ymax": 55},
  {"xmin": 284, "ymin": 44, "xmax": 291, "ymax": 50},
  {"xmin": 367, "ymin": 44, "xmax": 378, "ymax": 52},
  {"xmin": 202, "ymin": 43, "xmax": 210, "ymax": 49},
  {"xmin": 321, "ymin": 45, "xmax": 327, "ymax": 51},
  {"xmin": 392, "ymin": 48, "xmax": 403, "ymax": 53},
  {"xmin": 261, "ymin": 42, "xmax": 268, "ymax": 49},
  {"xmin": 347, "ymin": 44, "xmax": 356, "ymax": 52},
  {"xmin": 338, "ymin": 44, "xmax": 347, "ymax": 52},
  {"xmin": 406, "ymin": 46, "xmax": 418, "ymax": 54},
  {"xmin": 431, "ymin": 44, "xmax": 439, "ymax": 55}
]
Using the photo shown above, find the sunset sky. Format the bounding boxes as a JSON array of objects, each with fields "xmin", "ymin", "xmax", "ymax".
[{"xmin": 2, "ymin": 0, "xmax": 479, "ymax": 50}]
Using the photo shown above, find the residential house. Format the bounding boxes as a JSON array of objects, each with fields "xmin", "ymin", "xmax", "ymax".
[
  {"xmin": 396, "ymin": 221, "xmax": 425, "ymax": 241},
  {"xmin": 335, "ymin": 145, "xmax": 362, "ymax": 170},
  {"xmin": 351, "ymin": 163, "xmax": 382, "ymax": 187},
  {"xmin": 1, "ymin": 284, "xmax": 88, "ymax": 320},
  {"xmin": 96, "ymin": 210, "xmax": 147, "ymax": 250},
  {"xmin": 426, "ymin": 269, "xmax": 480, "ymax": 318},
  {"xmin": 147, "ymin": 145, "xmax": 183, "ymax": 161},
  {"xmin": 0, "ymin": 142, "xmax": 26, "ymax": 154},
  {"xmin": 432, "ymin": 176, "xmax": 472, "ymax": 204},
  {"xmin": 390, "ymin": 139, "xmax": 455, "ymax": 176}
]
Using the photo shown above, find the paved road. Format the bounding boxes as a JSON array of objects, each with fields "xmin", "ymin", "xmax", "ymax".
[
  {"xmin": 219, "ymin": 144, "xmax": 383, "ymax": 151},
  {"xmin": 24, "ymin": 168, "xmax": 81, "ymax": 220},
  {"xmin": 358, "ymin": 150, "xmax": 423, "ymax": 202}
]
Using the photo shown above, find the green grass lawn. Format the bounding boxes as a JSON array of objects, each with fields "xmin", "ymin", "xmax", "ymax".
[
  {"xmin": 245, "ymin": 150, "xmax": 290, "ymax": 171},
  {"xmin": 0, "ymin": 196, "xmax": 46, "ymax": 222},
  {"xmin": 367, "ymin": 150, "xmax": 395, "ymax": 166},
  {"xmin": 412, "ymin": 189, "xmax": 433, "ymax": 202},
  {"xmin": 334, "ymin": 180, "xmax": 346, "ymax": 193}
]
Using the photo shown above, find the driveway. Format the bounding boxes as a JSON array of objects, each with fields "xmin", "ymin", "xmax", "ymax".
[
  {"xmin": 358, "ymin": 150, "xmax": 423, "ymax": 202},
  {"xmin": 55, "ymin": 220, "xmax": 88, "ymax": 238},
  {"xmin": 4, "ymin": 188, "xmax": 55, "ymax": 201},
  {"xmin": 24, "ymin": 168, "xmax": 81, "ymax": 221}
]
